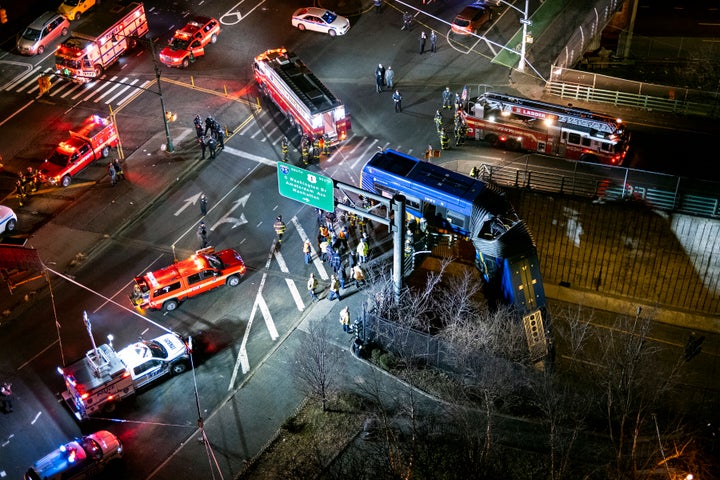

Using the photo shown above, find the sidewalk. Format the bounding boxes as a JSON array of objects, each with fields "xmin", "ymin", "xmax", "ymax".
[{"xmin": 148, "ymin": 278, "xmax": 375, "ymax": 479}]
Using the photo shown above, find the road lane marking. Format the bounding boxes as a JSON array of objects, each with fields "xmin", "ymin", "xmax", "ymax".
[
  {"xmin": 223, "ymin": 146, "xmax": 276, "ymax": 166},
  {"xmin": 286, "ymin": 278, "xmax": 304, "ymax": 311},
  {"xmin": 291, "ymin": 216, "xmax": 329, "ymax": 280},
  {"xmin": 0, "ymin": 100, "xmax": 34, "ymax": 128},
  {"xmin": 258, "ymin": 293, "xmax": 278, "ymax": 340}
]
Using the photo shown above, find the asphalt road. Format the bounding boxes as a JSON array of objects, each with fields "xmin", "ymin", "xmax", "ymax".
[{"xmin": 0, "ymin": 0, "xmax": 718, "ymax": 478}]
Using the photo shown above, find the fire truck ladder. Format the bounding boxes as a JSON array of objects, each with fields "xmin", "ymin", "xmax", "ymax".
[
  {"xmin": 480, "ymin": 92, "xmax": 621, "ymax": 134},
  {"xmin": 271, "ymin": 52, "xmax": 339, "ymax": 115}
]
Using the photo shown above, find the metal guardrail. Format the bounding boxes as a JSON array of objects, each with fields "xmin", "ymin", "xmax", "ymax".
[
  {"xmin": 478, "ymin": 162, "xmax": 720, "ymax": 219},
  {"xmin": 546, "ymin": 81, "xmax": 720, "ymax": 118}
]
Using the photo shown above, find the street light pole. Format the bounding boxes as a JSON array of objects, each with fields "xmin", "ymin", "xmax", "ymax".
[
  {"xmin": 519, "ymin": 0, "xmax": 529, "ymax": 72},
  {"xmin": 499, "ymin": 0, "xmax": 531, "ymax": 72},
  {"xmin": 149, "ymin": 39, "xmax": 174, "ymax": 153}
]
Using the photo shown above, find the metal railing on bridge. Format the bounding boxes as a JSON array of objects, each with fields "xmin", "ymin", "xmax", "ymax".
[{"xmin": 476, "ymin": 162, "xmax": 720, "ymax": 219}]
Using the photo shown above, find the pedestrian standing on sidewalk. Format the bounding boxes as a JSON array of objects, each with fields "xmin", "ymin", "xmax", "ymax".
[
  {"xmin": 339, "ymin": 306, "xmax": 352, "ymax": 333},
  {"xmin": 430, "ymin": 30, "xmax": 437, "ymax": 52},
  {"xmin": 200, "ymin": 193, "xmax": 208, "ymax": 216},
  {"xmin": 384, "ymin": 66, "xmax": 394, "ymax": 89},
  {"xmin": 419, "ymin": 31, "xmax": 427, "ymax": 54},
  {"xmin": 112, "ymin": 159, "xmax": 125, "ymax": 181},
  {"xmin": 374, "ymin": 0, "xmax": 382, "ymax": 13},
  {"xmin": 108, "ymin": 162, "xmax": 117, "ymax": 186},
  {"xmin": 328, "ymin": 275, "xmax": 340, "ymax": 301},
  {"xmin": 303, "ymin": 240, "xmax": 312, "ymax": 264},
  {"xmin": 392, "ymin": 89, "xmax": 403, "ymax": 112},
  {"xmin": 307, "ymin": 273, "xmax": 319, "ymax": 301}
]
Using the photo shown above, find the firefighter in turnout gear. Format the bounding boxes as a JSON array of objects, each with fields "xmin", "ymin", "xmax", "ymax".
[
  {"xmin": 301, "ymin": 136, "xmax": 310, "ymax": 165},
  {"xmin": 440, "ymin": 128, "xmax": 450, "ymax": 150},
  {"xmin": 434, "ymin": 110, "xmax": 443, "ymax": 133},
  {"xmin": 322, "ymin": 134, "xmax": 331, "ymax": 155},
  {"xmin": 274, "ymin": 215, "xmax": 287, "ymax": 244},
  {"xmin": 312, "ymin": 136, "xmax": 321, "ymax": 162},
  {"xmin": 281, "ymin": 136, "xmax": 289, "ymax": 161}
]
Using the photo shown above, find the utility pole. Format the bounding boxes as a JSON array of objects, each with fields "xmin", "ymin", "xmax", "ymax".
[{"xmin": 148, "ymin": 39, "xmax": 174, "ymax": 153}]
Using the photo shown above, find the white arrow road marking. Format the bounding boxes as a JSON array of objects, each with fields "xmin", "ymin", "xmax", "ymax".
[
  {"xmin": 292, "ymin": 216, "xmax": 329, "ymax": 280},
  {"xmin": 174, "ymin": 192, "xmax": 203, "ymax": 216},
  {"xmin": 210, "ymin": 193, "xmax": 251, "ymax": 230},
  {"xmin": 230, "ymin": 238, "xmax": 280, "ymax": 386}
]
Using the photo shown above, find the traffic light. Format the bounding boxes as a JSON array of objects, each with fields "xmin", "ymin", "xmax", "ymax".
[{"xmin": 0, "ymin": 9, "xmax": 8, "ymax": 24}]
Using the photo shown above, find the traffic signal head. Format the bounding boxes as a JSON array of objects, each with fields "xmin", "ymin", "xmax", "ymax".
[{"xmin": 0, "ymin": 9, "xmax": 8, "ymax": 24}]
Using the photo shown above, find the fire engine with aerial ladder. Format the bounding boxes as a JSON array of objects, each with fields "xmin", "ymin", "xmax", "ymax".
[
  {"xmin": 253, "ymin": 48, "xmax": 350, "ymax": 147},
  {"xmin": 460, "ymin": 91, "xmax": 631, "ymax": 165}
]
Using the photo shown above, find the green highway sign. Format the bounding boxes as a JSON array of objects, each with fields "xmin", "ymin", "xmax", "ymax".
[{"xmin": 277, "ymin": 162, "xmax": 335, "ymax": 212}]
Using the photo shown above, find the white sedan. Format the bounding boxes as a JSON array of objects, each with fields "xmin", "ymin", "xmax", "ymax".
[
  {"xmin": 291, "ymin": 7, "xmax": 350, "ymax": 37},
  {"xmin": 0, "ymin": 205, "xmax": 17, "ymax": 234}
]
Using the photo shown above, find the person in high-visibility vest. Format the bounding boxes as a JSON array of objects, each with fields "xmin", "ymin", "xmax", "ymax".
[
  {"xmin": 312, "ymin": 136, "xmax": 321, "ymax": 162},
  {"xmin": 440, "ymin": 128, "xmax": 450, "ymax": 150},
  {"xmin": 434, "ymin": 110, "xmax": 443, "ymax": 133}
]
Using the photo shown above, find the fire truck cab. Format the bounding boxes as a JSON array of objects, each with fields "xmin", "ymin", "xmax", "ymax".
[
  {"xmin": 159, "ymin": 16, "xmax": 220, "ymax": 68},
  {"xmin": 40, "ymin": 115, "xmax": 118, "ymax": 187},
  {"xmin": 130, "ymin": 247, "xmax": 246, "ymax": 312},
  {"xmin": 55, "ymin": 2, "xmax": 148, "ymax": 82},
  {"xmin": 253, "ymin": 48, "xmax": 350, "ymax": 147}
]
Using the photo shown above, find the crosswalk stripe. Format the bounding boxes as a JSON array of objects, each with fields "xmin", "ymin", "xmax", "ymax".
[
  {"xmin": 81, "ymin": 76, "xmax": 116, "ymax": 101},
  {"xmin": 17, "ymin": 68, "xmax": 51, "ymax": 93},
  {"xmin": 94, "ymin": 78, "xmax": 123, "ymax": 102},
  {"xmin": 103, "ymin": 78, "xmax": 139, "ymax": 104}
]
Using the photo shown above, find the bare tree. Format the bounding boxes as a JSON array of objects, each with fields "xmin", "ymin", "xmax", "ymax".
[{"xmin": 293, "ymin": 322, "xmax": 339, "ymax": 412}]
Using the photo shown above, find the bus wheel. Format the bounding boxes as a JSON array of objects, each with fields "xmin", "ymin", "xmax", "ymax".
[
  {"xmin": 485, "ymin": 134, "xmax": 499, "ymax": 147},
  {"xmin": 163, "ymin": 299, "xmax": 179, "ymax": 312}
]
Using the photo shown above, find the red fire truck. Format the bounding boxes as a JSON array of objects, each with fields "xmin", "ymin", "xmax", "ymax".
[
  {"xmin": 253, "ymin": 48, "xmax": 350, "ymax": 146},
  {"xmin": 40, "ymin": 115, "xmax": 118, "ymax": 187},
  {"xmin": 55, "ymin": 2, "xmax": 148, "ymax": 82},
  {"xmin": 461, "ymin": 92, "xmax": 631, "ymax": 165}
]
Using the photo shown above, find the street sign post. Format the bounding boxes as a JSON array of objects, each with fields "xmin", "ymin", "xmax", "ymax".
[{"xmin": 276, "ymin": 162, "xmax": 334, "ymax": 212}]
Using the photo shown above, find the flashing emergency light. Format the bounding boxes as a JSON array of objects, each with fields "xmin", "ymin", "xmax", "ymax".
[
  {"xmin": 68, "ymin": 448, "xmax": 77, "ymax": 463},
  {"xmin": 543, "ymin": 118, "xmax": 554, "ymax": 127},
  {"xmin": 501, "ymin": 110, "xmax": 511, "ymax": 117}
]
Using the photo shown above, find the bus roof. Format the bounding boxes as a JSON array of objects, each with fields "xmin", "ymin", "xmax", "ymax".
[{"xmin": 364, "ymin": 149, "xmax": 486, "ymax": 204}]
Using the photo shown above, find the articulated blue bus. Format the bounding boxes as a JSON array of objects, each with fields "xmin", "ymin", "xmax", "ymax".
[{"xmin": 360, "ymin": 149, "xmax": 547, "ymax": 318}]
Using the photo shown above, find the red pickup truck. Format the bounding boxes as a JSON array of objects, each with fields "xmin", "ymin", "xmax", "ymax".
[{"xmin": 41, "ymin": 115, "xmax": 119, "ymax": 187}]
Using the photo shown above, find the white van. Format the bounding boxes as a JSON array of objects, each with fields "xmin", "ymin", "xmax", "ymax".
[{"xmin": 17, "ymin": 12, "xmax": 70, "ymax": 55}]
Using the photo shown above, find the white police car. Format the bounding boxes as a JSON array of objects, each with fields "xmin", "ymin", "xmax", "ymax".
[
  {"xmin": 0, "ymin": 205, "xmax": 17, "ymax": 234},
  {"xmin": 291, "ymin": 7, "xmax": 350, "ymax": 37},
  {"xmin": 24, "ymin": 430, "xmax": 123, "ymax": 480}
]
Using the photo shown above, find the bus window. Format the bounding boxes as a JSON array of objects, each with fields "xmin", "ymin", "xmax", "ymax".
[{"xmin": 446, "ymin": 210, "xmax": 467, "ymax": 233}]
